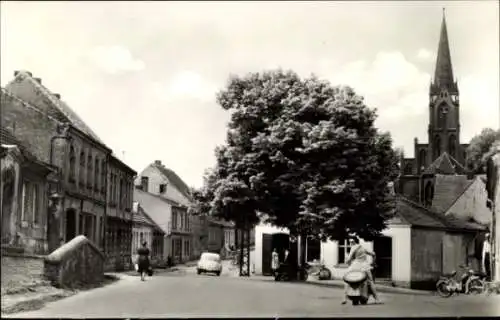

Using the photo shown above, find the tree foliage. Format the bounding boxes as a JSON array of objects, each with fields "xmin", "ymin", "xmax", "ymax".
[
  {"xmin": 190, "ymin": 70, "xmax": 399, "ymax": 241},
  {"xmin": 466, "ymin": 128, "xmax": 500, "ymax": 174}
]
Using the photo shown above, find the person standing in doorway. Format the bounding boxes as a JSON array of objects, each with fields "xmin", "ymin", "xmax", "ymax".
[
  {"xmin": 482, "ymin": 233, "xmax": 491, "ymax": 281},
  {"xmin": 271, "ymin": 248, "xmax": 279, "ymax": 276},
  {"xmin": 137, "ymin": 241, "xmax": 151, "ymax": 281}
]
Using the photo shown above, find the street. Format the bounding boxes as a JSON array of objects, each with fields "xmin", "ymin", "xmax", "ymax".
[{"xmin": 7, "ymin": 267, "xmax": 500, "ymax": 318}]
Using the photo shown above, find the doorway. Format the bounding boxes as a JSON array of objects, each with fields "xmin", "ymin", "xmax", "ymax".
[
  {"xmin": 65, "ymin": 209, "xmax": 76, "ymax": 242},
  {"xmin": 373, "ymin": 236, "xmax": 392, "ymax": 279}
]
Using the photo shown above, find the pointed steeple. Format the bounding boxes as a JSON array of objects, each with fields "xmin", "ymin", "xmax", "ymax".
[{"xmin": 433, "ymin": 8, "xmax": 456, "ymax": 92}]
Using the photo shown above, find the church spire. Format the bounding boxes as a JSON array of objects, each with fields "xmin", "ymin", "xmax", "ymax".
[{"xmin": 433, "ymin": 8, "xmax": 456, "ymax": 92}]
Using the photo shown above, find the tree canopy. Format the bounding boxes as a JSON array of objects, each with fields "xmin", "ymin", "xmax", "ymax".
[
  {"xmin": 190, "ymin": 70, "xmax": 399, "ymax": 241},
  {"xmin": 466, "ymin": 128, "xmax": 500, "ymax": 174}
]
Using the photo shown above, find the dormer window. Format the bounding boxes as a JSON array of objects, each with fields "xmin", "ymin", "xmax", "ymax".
[{"xmin": 159, "ymin": 184, "xmax": 167, "ymax": 194}]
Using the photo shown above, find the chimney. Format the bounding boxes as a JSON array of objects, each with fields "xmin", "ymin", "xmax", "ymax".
[
  {"xmin": 14, "ymin": 71, "xmax": 19, "ymax": 77},
  {"xmin": 34, "ymin": 78, "xmax": 42, "ymax": 84},
  {"xmin": 154, "ymin": 160, "xmax": 162, "ymax": 166},
  {"xmin": 54, "ymin": 93, "xmax": 61, "ymax": 99},
  {"xmin": 26, "ymin": 71, "xmax": 32, "ymax": 77}
]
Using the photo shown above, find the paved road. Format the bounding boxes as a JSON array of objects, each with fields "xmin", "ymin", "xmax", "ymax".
[{"xmin": 8, "ymin": 268, "xmax": 500, "ymax": 318}]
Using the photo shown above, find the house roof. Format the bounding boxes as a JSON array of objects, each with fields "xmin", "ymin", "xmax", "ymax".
[
  {"xmin": 423, "ymin": 152, "xmax": 467, "ymax": 175},
  {"xmin": 0, "ymin": 126, "xmax": 56, "ymax": 172},
  {"xmin": 6, "ymin": 71, "xmax": 105, "ymax": 145},
  {"xmin": 152, "ymin": 162, "xmax": 191, "ymax": 200},
  {"xmin": 132, "ymin": 202, "xmax": 164, "ymax": 233},
  {"xmin": 391, "ymin": 196, "xmax": 486, "ymax": 232},
  {"xmin": 392, "ymin": 197, "xmax": 446, "ymax": 228},
  {"xmin": 431, "ymin": 174, "xmax": 473, "ymax": 213}
]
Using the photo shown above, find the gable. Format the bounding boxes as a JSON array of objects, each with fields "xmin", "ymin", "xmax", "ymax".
[
  {"xmin": 431, "ymin": 174, "xmax": 472, "ymax": 213},
  {"xmin": 445, "ymin": 177, "xmax": 492, "ymax": 225}
]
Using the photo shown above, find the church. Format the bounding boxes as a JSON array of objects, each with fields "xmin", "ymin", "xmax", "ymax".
[{"xmin": 253, "ymin": 11, "xmax": 491, "ymax": 290}]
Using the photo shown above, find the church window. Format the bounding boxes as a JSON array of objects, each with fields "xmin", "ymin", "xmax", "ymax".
[
  {"xmin": 448, "ymin": 135, "xmax": 456, "ymax": 158},
  {"xmin": 424, "ymin": 181, "xmax": 433, "ymax": 207},
  {"xmin": 438, "ymin": 105, "xmax": 448, "ymax": 128},
  {"xmin": 434, "ymin": 136, "xmax": 441, "ymax": 158},
  {"xmin": 404, "ymin": 163, "xmax": 413, "ymax": 175},
  {"xmin": 419, "ymin": 149, "xmax": 427, "ymax": 171}
]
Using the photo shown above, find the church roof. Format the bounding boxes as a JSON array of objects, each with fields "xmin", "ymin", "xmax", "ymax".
[
  {"xmin": 423, "ymin": 152, "xmax": 467, "ymax": 175},
  {"xmin": 433, "ymin": 9, "xmax": 457, "ymax": 92}
]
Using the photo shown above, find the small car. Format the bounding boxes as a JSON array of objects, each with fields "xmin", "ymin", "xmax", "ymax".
[{"xmin": 197, "ymin": 252, "xmax": 222, "ymax": 276}]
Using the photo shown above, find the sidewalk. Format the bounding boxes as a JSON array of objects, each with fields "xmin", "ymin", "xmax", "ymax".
[{"xmin": 240, "ymin": 274, "xmax": 434, "ymax": 296}]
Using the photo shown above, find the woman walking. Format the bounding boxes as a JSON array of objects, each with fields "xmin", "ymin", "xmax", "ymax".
[{"xmin": 137, "ymin": 241, "xmax": 151, "ymax": 281}]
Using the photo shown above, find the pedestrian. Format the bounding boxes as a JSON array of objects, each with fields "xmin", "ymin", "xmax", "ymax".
[
  {"xmin": 137, "ymin": 241, "xmax": 151, "ymax": 281},
  {"xmin": 271, "ymin": 248, "xmax": 279, "ymax": 276},
  {"xmin": 341, "ymin": 236, "xmax": 382, "ymax": 305},
  {"xmin": 482, "ymin": 233, "xmax": 491, "ymax": 281}
]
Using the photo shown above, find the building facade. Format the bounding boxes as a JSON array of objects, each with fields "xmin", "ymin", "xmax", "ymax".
[
  {"xmin": 1, "ymin": 80, "xmax": 111, "ymax": 253},
  {"xmin": 131, "ymin": 202, "xmax": 165, "ymax": 267},
  {"xmin": 105, "ymin": 155, "xmax": 136, "ymax": 271},
  {"xmin": 1, "ymin": 71, "xmax": 136, "ymax": 272},
  {"xmin": 1, "ymin": 126, "xmax": 57, "ymax": 254},
  {"xmin": 135, "ymin": 160, "xmax": 196, "ymax": 261}
]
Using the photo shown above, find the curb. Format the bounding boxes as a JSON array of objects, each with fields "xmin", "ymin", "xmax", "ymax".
[{"xmin": 306, "ymin": 279, "xmax": 433, "ymax": 296}]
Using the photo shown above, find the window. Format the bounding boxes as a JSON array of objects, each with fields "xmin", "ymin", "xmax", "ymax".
[
  {"xmin": 100, "ymin": 217, "xmax": 104, "ymax": 247},
  {"xmin": 337, "ymin": 239, "xmax": 355, "ymax": 265},
  {"xmin": 21, "ymin": 181, "xmax": 38, "ymax": 224},
  {"xmin": 69, "ymin": 145, "xmax": 76, "ymax": 183},
  {"xmin": 438, "ymin": 105, "xmax": 448, "ymax": 129},
  {"xmin": 119, "ymin": 178, "xmax": 123, "ymax": 208},
  {"xmin": 141, "ymin": 176, "xmax": 149, "ymax": 192},
  {"xmin": 87, "ymin": 154, "xmax": 93, "ymax": 189},
  {"xmin": 448, "ymin": 135, "xmax": 456, "ymax": 158},
  {"xmin": 79, "ymin": 150, "xmax": 86, "ymax": 186},
  {"xmin": 101, "ymin": 161, "xmax": 106, "ymax": 194},
  {"xmin": 172, "ymin": 210, "xmax": 177, "ymax": 230},
  {"xmin": 419, "ymin": 149, "xmax": 427, "ymax": 171},
  {"xmin": 32, "ymin": 184, "xmax": 39, "ymax": 224},
  {"xmin": 434, "ymin": 135, "xmax": 441, "ymax": 158},
  {"xmin": 94, "ymin": 158, "xmax": 99, "ymax": 191},
  {"xmin": 159, "ymin": 184, "xmax": 167, "ymax": 194}
]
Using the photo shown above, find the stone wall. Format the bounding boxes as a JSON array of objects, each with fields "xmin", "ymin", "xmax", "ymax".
[
  {"xmin": 1, "ymin": 246, "xmax": 45, "ymax": 292},
  {"xmin": 44, "ymin": 235, "xmax": 104, "ymax": 288}
]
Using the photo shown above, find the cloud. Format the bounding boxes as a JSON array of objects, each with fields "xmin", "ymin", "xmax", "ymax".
[
  {"xmin": 416, "ymin": 48, "xmax": 434, "ymax": 61},
  {"xmin": 87, "ymin": 45, "xmax": 145, "ymax": 74},
  {"xmin": 152, "ymin": 71, "xmax": 219, "ymax": 103}
]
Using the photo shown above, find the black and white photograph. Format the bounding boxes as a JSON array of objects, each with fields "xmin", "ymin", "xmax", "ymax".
[{"xmin": 0, "ymin": 1, "xmax": 499, "ymax": 318}]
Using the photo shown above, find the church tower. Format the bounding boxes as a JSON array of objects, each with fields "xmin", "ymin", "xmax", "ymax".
[{"xmin": 427, "ymin": 9, "xmax": 463, "ymax": 163}]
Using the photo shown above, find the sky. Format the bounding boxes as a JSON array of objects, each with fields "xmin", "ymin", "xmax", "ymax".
[{"xmin": 1, "ymin": 1, "xmax": 499, "ymax": 188}]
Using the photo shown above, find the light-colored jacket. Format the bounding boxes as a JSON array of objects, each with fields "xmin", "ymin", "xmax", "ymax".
[
  {"xmin": 346, "ymin": 244, "xmax": 373, "ymax": 272},
  {"xmin": 271, "ymin": 252, "xmax": 279, "ymax": 269}
]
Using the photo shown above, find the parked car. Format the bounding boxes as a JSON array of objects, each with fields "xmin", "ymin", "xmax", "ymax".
[{"xmin": 197, "ymin": 252, "xmax": 222, "ymax": 276}]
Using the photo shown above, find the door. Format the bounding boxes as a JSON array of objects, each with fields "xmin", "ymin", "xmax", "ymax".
[
  {"xmin": 262, "ymin": 233, "xmax": 273, "ymax": 276},
  {"xmin": 373, "ymin": 236, "xmax": 392, "ymax": 279},
  {"xmin": 65, "ymin": 209, "xmax": 76, "ymax": 242}
]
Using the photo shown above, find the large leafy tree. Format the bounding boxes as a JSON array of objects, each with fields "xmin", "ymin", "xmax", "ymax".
[
  {"xmin": 466, "ymin": 128, "xmax": 500, "ymax": 174},
  {"xmin": 190, "ymin": 70, "xmax": 399, "ymax": 243}
]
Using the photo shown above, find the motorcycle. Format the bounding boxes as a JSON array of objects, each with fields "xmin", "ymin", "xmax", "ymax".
[
  {"xmin": 343, "ymin": 269, "xmax": 373, "ymax": 306},
  {"xmin": 274, "ymin": 262, "xmax": 309, "ymax": 282},
  {"xmin": 436, "ymin": 265, "xmax": 485, "ymax": 298}
]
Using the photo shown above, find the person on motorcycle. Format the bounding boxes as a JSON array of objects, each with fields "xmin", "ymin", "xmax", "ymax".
[{"xmin": 341, "ymin": 236, "xmax": 382, "ymax": 305}]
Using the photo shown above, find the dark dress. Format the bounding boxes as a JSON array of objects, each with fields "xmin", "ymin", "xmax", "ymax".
[{"xmin": 137, "ymin": 247, "xmax": 150, "ymax": 273}]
